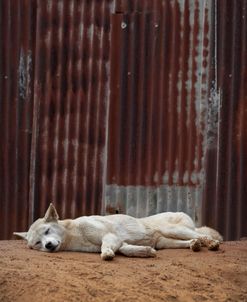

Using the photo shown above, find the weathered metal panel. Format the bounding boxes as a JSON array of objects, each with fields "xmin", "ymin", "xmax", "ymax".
[
  {"xmin": 0, "ymin": 0, "xmax": 114, "ymax": 239},
  {"xmin": 0, "ymin": 0, "xmax": 246, "ymax": 242},
  {"xmin": 29, "ymin": 0, "xmax": 113, "ymax": 222},
  {"xmin": 202, "ymin": 0, "xmax": 247, "ymax": 240},
  {"xmin": 106, "ymin": 0, "xmax": 213, "ymax": 224},
  {"xmin": 0, "ymin": 0, "xmax": 36, "ymax": 239}
]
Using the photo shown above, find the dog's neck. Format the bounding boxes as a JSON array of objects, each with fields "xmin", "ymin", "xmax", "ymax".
[
  {"xmin": 58, "ymin": 219, "xmax": 79, "ymax": 250},
  {"xmin": 57, "ymin": 219, "xmax": 100, "ymax": 252}
]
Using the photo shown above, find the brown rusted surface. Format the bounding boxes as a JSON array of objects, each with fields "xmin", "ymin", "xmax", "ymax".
[
  {"xmin": 0, "ymin": 0, "xmax": 246, "ymax": 241},
  {"xmin": 202, "ymin": 0, "xmax": 247, "ymax": 240},
  {"xmin": 30, "ymin": 0, "xmax": 112, "ymax": 222},
  {"xmin": 0, "ymin": 0, "xmax": 36, "ymax": 239},
  {"xmin": 107, "ymin": 1, "xmax": 211, "ymax": 186},
  {"xmin": 106, "ymin": 1, "xmax": 213, "ymax": 222},
  {"xmin": 0, "ymin": 0, "xmax": 113, "ymax": 239}
]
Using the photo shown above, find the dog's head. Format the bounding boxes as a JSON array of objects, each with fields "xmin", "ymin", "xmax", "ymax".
[{"xmin": 14, "ymin": 204, "xmax": 64, "ymax": 252}]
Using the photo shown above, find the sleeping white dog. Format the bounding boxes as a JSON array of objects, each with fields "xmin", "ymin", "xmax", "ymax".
[{"xmin": 14, "ymin": 203, "xmax": 222, "ymax": 260}]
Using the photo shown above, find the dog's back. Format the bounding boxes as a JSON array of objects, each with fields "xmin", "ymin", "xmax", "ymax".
[{"xmin": 140, "ymin": 212, "xmax": 195, "ymax": 229}]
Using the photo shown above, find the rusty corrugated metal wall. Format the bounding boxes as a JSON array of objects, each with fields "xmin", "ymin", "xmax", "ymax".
[
  {"xmin": 29, "ymin": 0, "xmax": 113, "ymax": 223},
  {"xmin": 202, "ymin": 0, "xmax": 247, "ymax": 240},
  {"xmin": 0, "ymin": 0, "xmax": 246, "ymax": 240},
  {"xmin": 0, "ymin": 0, "xmax": 114, "ymax": 239},
  {"xmin": 106, "ymin": 0, "xmax": 213, "ymax": 223},
  {"xmin": 0, "ymin": 0, "xmax": 36, "ymax": 239}
]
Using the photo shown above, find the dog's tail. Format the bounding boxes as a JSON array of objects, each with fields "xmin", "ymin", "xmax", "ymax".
[{"xmin": 195, "ymin": 226, "xmax": 223, "ymax": 242}]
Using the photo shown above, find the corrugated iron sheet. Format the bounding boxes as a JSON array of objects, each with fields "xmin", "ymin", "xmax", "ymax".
[
  {"xmin": 202, "ymin": 0, "xmax": 247, "ymax": 240},
  {"xmin": 29, "ymin": 0, "xmax": 113, "ymax": 222},
  {"xmin": 0, "ymin": 0, "xmax": 114, "ymax": 238},
  {"xmin": 0, "ymin": 0, "xmax": 246, "ymax": 241},
  {"xmin": 106, "ymin": 0, "xmax": 213, "ymax": 224},
  {"xmin": 0, "ymin": 0, "xmax": 36, "ymax": 239}
]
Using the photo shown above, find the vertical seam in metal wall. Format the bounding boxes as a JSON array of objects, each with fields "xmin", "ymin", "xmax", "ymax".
[
  {"xmin": 102, "ymin": 1, "xmax": 116, "ymax": 214},
  {"xmin": 90, "ymin": 0, "xmax": 104, "ymax": 213},
  {"xmin": 28, "ymin": 0, "xmax": 38, "ymax": 225},
  {"xmin": 215, "ymin": 0, "xmax": 221, "ymax": 228},
  {"xmin": 225, "ymin": 1, "xmax": 237, "ymax": 239},
  {"xmin": 70, "ymin": 1, "xmax": 85, "ymax": 218},
  {"xmin": 39, "ymin": 1, "xmax": 53, "ymax": 217},
  {"xmin": 61, "ymin": 1, "xmax": 74, "ymax": 217},
  {"xmin": 81, "ymin": 2, "xmax": 94, "ymax": 214},
  {"xmin": 14, "ymin": 0, "xmax": 21, "ymax": 234},
  {"xmin": 214, "ymin": 0, "xmax": 222, "ymax": 231},
  {"xmin": 50, "ymin": 1, "xmax": 64, "ymax": 214},
  {"xmin": 237, "ymin": 0, "xmax": 247, "ymax": 239},
  {"xmin": 2, "ymin": 2, "xmax": 11, "ymax": 237}
]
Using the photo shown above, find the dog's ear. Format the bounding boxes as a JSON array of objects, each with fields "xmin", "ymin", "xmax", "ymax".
[
  {"xmin": 13, "ymin": 232, "xmax": 28, "ymax": 240},
  {"xmin": 44, "ymin": 203, "xmax": 59, "ymax": 222}
]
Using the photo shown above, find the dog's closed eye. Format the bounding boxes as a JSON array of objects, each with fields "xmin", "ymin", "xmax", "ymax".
[
  {"xmin": 45, "ymin": 229, "xmax": 50, "ymax": 235},
  {"xmin": 35, "ymin": 241, "xmax": 41, "ymax": 245}
]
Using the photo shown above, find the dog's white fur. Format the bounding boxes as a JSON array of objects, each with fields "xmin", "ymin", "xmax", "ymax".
[{"xmin": 14, "ymin": 204, "xmax": 223, "ymax": 260}]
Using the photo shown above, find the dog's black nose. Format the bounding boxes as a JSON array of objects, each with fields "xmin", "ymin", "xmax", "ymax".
[{"xmin": 45, "ymin": 242, "xmax": 53, "ymax": 250}]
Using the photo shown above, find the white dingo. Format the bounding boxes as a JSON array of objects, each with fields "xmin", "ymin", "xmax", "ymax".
[{"xmin": 14, "ymin": 204, "xmax": 222, "ymax": 260}]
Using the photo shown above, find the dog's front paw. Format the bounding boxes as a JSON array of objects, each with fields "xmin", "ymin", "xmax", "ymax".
[
  {"xmin": 190, "ymin": 239, "xmax": 201, "ymax": 252},
  {"xmin": 101, "ymin": 248, "xmax": 115, "ymax": 261},
  {"xmin": 147, "ymin": 247, "xmax": 157, "ymax": 257}
]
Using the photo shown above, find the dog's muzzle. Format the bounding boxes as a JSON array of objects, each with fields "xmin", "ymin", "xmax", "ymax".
[{"xmin": 45, "ymin": 242, "xmax": 58, "ymax": 252}]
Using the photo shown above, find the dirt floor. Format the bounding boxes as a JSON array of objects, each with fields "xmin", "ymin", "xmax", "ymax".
[{"xmin": 0, "ymin": 240, "xmax": 246, "ymax": 302}]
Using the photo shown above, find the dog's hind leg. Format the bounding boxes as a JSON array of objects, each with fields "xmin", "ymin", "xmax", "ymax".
[
  {"xmin": 118, "ymin": 243, "xmax": 157, "ymax": 258},
  {"xmin": 156, "ymin": 237, "xmax": 202, "ymax": 252},
  {"xmin": 197, "ymin": 237, "xmax": 220, "ymax": 251},
  {"xmin": 159, "ymin": 226, "xmax": 220, "ymax": 251},
  {"xmin": 101, "ymin": 233, "xmax": 122, "ymax": 260},
  {"xmin": 159, "ymin": 225, "xmax": 203, "ymax": 240}
]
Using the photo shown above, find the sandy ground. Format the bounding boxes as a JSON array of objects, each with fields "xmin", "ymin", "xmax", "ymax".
[{"xmin": 0, "ymin": 240, "xmax": 246, "ymax": 302}]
